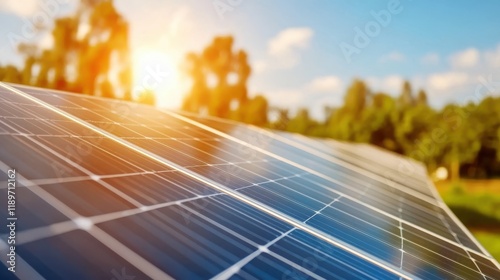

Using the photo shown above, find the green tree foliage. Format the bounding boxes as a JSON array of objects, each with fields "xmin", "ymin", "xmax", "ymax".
[
  {"xmin": 324, "ymin": 79, "xmax": 369, "ymax": 141},
  {"xmin": 416, "ymin": 89, "xmax": 428, "ymax": 106},
  {"xmin": 397, "ymin": 80, "xmax": 415, "ymax": 107},
  {"xmin": 268, "ymin": 107, "xmax": 289, "ymax": 131},
  {"xmin": 287, "ymin": 108, "xmax": 313, "ymax": 134},
  {"xmin": 258, "ymin": 76, "xmax": 499, "ymax": 179},
  {"xmin": 362, "ymin": 92, "xmax": 398, "ymax": 150}
]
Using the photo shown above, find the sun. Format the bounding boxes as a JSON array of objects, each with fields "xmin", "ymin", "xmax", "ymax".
[{"xmin": 131, "ymin": 48, "xmax": 182, "ymax": 108}]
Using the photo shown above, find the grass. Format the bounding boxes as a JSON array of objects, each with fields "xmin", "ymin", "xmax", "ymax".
[
  {"xmin": 472, "ymin": 231, "xmax": 500, "ymax": 261},
  {"xmin": 436, "ymin": 179, "xmax": 500, "ymax": 261}
]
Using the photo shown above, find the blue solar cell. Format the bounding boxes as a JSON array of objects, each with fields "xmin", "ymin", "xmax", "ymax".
[
  {"xmin": 231, "ymin": 253, "xmax": 313, "ymax": 280},
  {"xmin": 102, "ymin": 173, "xmax": 200, "ymax": 205},
  {"xmin": 306, "ymin": 207, "xmax": 402, "ymax": 267},
  {"xmin": 39, "ymin": 180, "xmax": 136, "ymax": 216},
  {"xmin": 269, "ymin": 230, "xmax": 400, "ymax": 280},
  {"xmin": 0, "ymin": 186, "xmax": 68, "ymax": 234},
  {"xmin": 97, "ymin": 204, "xmax": 256, "ymax": 279},
  {"xmin": 14, "ymin": 230, "xmax": 150, "ymax": 279},
  {"xmin": 0, "ymin": 135, "xmax": 86, "ymax": 179}
]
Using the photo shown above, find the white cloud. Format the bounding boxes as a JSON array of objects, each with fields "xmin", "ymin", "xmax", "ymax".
[
  {"xmin": 253, "ymin": 27, "xmax": 314, "ymax": 73},
  {"xmin": 0, "ymin": 0, "xmax": 38, "ymax": 16},
  {"xmin": 421, "ymin": 53, "xmax": 440, "ymax": 65},
  {"xmin": 264, "ymin": 27, "xmax": 314, "ymax": 69},
  {"xmin": 427, "ymin": 71, "xmax": 469, "ymax": 91},
  {"xmin": 307, "ymin": 76, "xmax": 342, "ymax": 92},
  {"xmin": 484, "ymin": 44, "xmax": 500, "ymax": 68},
  {"xmin": 269, "ymin": 27, "xmax": 313, "ymax": 56},
  {"xmin": 450, "ymin": 48, "xmax": 479, "ymax": 68},
  {"xmin": 379, "ymin": 51, "xmax": 406, "ymax": 63}
]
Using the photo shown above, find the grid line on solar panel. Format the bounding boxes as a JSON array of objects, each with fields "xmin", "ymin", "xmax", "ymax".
[
  {"xmin": 163, "ymin": 112, "xmax": 493, "ymax": 255},
  {"xmin": 4, "ymin": 165, "xmax": 406, "ymax": 278},
  {"xmin": 0, "ymin": 105, "xmax": 472, "ymax": 278},
  {"xmin": 2, "ymin": 166, "xmax": 403, "ymax": 279},
  {"xmin": 5, "ymin": 85, "xmax": 448, "ymax": 234},
  {"xmin": 0, "ymin": 167, "xmax": 173, "ymax": 279},
  {"xmin": 0, "ymin": 116, "xmax": 146, "ymax": 208},
  {"xmin": 435, "ymin": 204, "xmax": 489, "ymax": 278},
  {"xmin": 398, "ymin": 198, "xmax": 405, "ymax": 274},
  {"xmin": 0, "ymin": 240, "xmax": 43, "ymax": 280},
  {"xmin": 1, "ymin": 83, "xmax": 413, "ymax": 279},
  {"xmin": 306, "ymin": 205, "xmax": 482, "ymax": 279},
  {"xmin": 159, "ymin": 110, "xmax": 496, "ymax": 272},
  {"xmin": 8, "ymin": 85, "xmax": 496, "ymax": 272},
  {"xmin": 4, "ymin": 82, "xmax": 500, "ymax": 278},
  {"xmin": 426, "ymin": 177, "xmax": 492, "ymax": 256},
  {"xmin": 297, "ymin": 137, "xmax": 434, "ymax": 203},
  {"xmin": 180, "ymin": 110, "xmax": 436, "ymax": 201},
  {"xmin": 0, "ymin": 157, "xmax": 273, "ymax": 190},
  {"xmin": 15, "ymin": 164, "xmax": 470, "ymax": 280},
  {"xmin": 157, "ymin": 111, "xmax": 491, "ymax": 258},
  {"xmin": 1, "ymin": 86, "xmax": 270, "ymax": 209},
  {"xmin": 195, "ymin": 117, "xmax": 443, "ymax": 211},
  {"xmin": 8, "ymin": 94, "xmax": 472, "ymax": 264},
  {"xmin": 210, "ymin": 195, "xmax": 344, "ymax": 279},
  {"xmin": 2, "ymin": 170, "xmax": 390, "ymax": 278},
  {"xmin": 11, "ymin": 171, "xmax": 309, "ymax": 247},
  {"xmin": 0, "ymin": 167, "xmax": 169, "ymax": 278}
]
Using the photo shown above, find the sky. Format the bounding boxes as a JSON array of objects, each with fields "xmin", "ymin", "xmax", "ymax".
[{"xmin": 1, "ymin": 0, "xmax": 500, "ymax": 119}]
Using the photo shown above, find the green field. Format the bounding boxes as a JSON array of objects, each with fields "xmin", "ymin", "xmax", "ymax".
[{"xmin": 436, "ymin": 180, "xmax": 500, "ymax": 261}]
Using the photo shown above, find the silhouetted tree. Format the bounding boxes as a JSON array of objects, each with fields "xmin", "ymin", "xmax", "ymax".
[
  {"xmin": 182, "ymin": 36, "xmax": 251, "ymax": 118},
  {"xmin": 10, "ymin": 0, "xmax": 132, "ymax": 99}
]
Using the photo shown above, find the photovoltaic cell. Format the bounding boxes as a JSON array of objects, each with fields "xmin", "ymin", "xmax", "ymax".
[
  {"xmin": 1, "ymin": 82, "xmax": 499, "ymax": 279},
  {"xmin": 0, "ymin": 184, "xmax": 68, "ymax": 234}
]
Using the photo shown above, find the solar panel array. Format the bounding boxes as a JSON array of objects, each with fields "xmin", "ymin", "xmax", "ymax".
[{"xmin": 0, "ymin": 82, "xmax": 499, "ymax": 280}]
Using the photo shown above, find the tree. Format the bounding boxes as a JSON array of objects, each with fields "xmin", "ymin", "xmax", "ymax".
[
  {"xmin": 363, "ymin": 93, "xmax": 398, "ymax": 150},
  {"xmin": 182, "ymin": 36, "xmax": 251, "ymax": 118},
  {"xmin": 435, "ymin": 103, "xmax": 483, "ymax": 181},
  {"xmin": 11, "ymin": 0, "xmax": 132, "ymax": 100},
  {"xmin": 287, "ymin": 108, "xmax": 316, "ymax": 134},
  {"xmin": 230, "ymin": 95, "xmax": 268, "ymax": 126},
  {"xmin": 343, "ymin": 79, "xmax": 369, "ymax": 118},
  {"xmin": 416, "ymin": 89, "xmax": 428, "ymax": 106},
  {"xmin": 0, "ymin": 65, "xmax": 22, "ymax": 83},
  {"xmin": 325, "ymin": 79, "xmax": 370, "ymax": 141},
  {"xmin": 269, "ymin": 107, "xmax": 289, "ymax": 130},
  {"xmin": 397, "ymin": 80, "xmax": 414, "ymax": 107}
]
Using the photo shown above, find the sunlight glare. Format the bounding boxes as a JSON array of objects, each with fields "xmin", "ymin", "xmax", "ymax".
[{"xmin": 132, "ymin": 48, "xmax": 182, "ymax": 108}]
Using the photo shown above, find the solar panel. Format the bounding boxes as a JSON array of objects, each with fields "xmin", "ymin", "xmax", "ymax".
[{"xmin": 0, "ymin": 82, "xmax": 499, "ymax": 279}]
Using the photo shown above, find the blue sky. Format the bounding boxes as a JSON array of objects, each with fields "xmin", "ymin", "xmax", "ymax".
[{"xmin": 1, "ymin": 0, "xmax": 500, "ymax": 119}]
